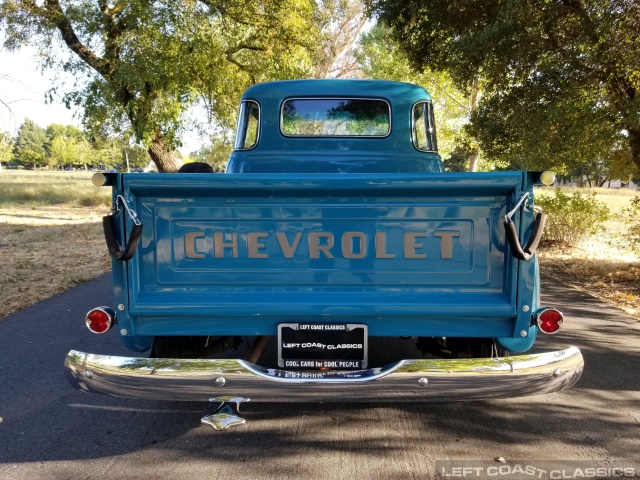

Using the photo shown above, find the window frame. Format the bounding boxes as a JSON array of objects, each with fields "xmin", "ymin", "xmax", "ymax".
[
  {"xmin": 411, "ymin": 101, "xmax": 438, "ymax": 153},
  {"xmin": 234, "ymin": 99, "xmax": 261, "ymax": 150}
]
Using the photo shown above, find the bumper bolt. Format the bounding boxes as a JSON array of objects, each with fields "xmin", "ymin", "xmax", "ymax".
[
  {"xmin": 215, "ymin": 377, "xmax": 226, "ymax": 387},
  {"xmin": 520, "ymin": 330, "xmax": 528, "ymax": 337},
  {"xmin": 418, "ymin": 377, "xmax": 428, "ymax": 387}
]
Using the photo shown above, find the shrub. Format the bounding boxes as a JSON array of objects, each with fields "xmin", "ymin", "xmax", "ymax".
[
  {"xmin": 536, "ymin": 188, "xmax": 610, "ymax": 245},
  {"xmin": 621, "ymin": 196, "xmax": 640, "ymax": 253}
]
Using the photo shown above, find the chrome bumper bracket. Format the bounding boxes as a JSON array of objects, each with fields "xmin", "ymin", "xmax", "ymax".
[{"xmin": 201, "ymin": 397, "xmax": 250, "ymax": 431}]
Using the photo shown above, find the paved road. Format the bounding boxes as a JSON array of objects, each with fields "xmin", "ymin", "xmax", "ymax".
[{"xmin": 0, "ymin": 274, "xmax": 639, "ymax": 480}]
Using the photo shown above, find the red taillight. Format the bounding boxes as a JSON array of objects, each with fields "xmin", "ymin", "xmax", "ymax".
[
  {"xmin": 85, "ymin": 307, "xmax": 115, "ymax": 334},
  {"xmin": 537, "ymin": 309, "xmax": 564, "ymax": 334}
]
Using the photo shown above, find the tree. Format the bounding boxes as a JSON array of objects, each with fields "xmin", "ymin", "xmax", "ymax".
[
  {"xmin": 49, "ymin": 135, "xmax": 78, "ymax": 169},
  {"xmin": 569, "ymin": 147, "xmax": 638, "ymax": 187},
  {"xmin": 314, "ymin": 0, "xmax": 368, "ymax": 79},
  {"xmin": 1, "ymin": 0, "xmax": 320, "ymax": 172},
  {"xmin": 46, "ymin": 124, "xmax": 84, "ymax": 144},
  {"xmin": 0, "ymin": 130, "xmax": 12, "ymax": 165},
  {"xmin": 45, "ymin": 123, "xmax": 90, "ymax": 168},
  {"xmin": 356, "ymin": 24, "xmax": 473, "ymax": 165},
  {"xmin": 369, "ymin": 0, "xmax": 640, "ymax": 172},
  {"xmin": 189, "ymin": 133, "xmax": 234, "ymax": 172},
  {"xmin": 122, "ymin": 145, "xmax": 150, "ymax": 170},
  {"xmin": 12, "ymin": 119, "xmax": 47, "ymax": 167},
  {"xmin": 87, "ymin": 135, "xmax": 150, "ymax": 170}
]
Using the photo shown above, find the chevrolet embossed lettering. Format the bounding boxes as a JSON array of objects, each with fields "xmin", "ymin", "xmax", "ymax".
[{"xmin": 183, "ymin": 230, "xmax": 461, "ymax": 260}]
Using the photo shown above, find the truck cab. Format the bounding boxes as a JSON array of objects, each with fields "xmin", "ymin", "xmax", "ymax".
[{"xmin": 227, "ymin": 80, "xmax": 443, "ymax": 174}]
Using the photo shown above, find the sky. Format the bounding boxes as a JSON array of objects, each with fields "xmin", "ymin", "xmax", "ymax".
[{"xmin": 0, "ymin": 45, "xmax": 81, "ymax": 136}]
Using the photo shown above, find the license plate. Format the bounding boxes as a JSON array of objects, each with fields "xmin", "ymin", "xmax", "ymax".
[{"xmin": 278, "ymin": 323, "xmax": 368, "ymax": 369}]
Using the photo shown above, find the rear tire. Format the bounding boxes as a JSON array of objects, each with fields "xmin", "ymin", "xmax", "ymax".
[
  {"xmin": 416, "ymin": 337, "xmax": 508, "ymax": 359},
  {"xmin": 149, "ymin": 336, "xmax": 243, "ymax": 359},
  {"xmin": 178, "ymin": 162, "xmax": 214, "ymax": 173}
]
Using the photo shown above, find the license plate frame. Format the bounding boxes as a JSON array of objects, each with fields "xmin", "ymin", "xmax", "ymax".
[{"xmin": 278, "ymin": 323, "xmax": 368, "ymax": 369}]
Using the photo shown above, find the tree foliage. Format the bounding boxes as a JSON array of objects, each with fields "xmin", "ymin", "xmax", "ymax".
[
  {"xmin": 314, "ymin": 0, "xmax": 368, "ymax": 78},
  {"xmin": 356, "ymin": 24, "xmax": 476, "ymax": 167},
  {"xmin": 369, "ymin": 0, "xmax": 640, "ymax": 174},
  {"xmin": 12, "ymin": 118, "xmax": 48, "ymax": 166},
  {"xmin": 1, "ymin": 0, "xmax": 320, "ymax": 171},
  {"xmin": 189, "ymin": 138, "xmax": 233, "ymax": 173},
  {"xmin": 91, "ymin": 137, "xmax": 149, "ymax": 170},
  {"xmin": 46, "ymin": 123, "xmax": 87, "ymax": 168},
  {"xmin": 5, "ymin": 118, "xmax": 151, "ymax": 170}
]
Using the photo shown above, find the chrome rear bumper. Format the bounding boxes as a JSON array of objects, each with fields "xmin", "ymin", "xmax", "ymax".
[{"xmin": 64, "ymin": 347, "xmax": 583, "ymax": 402}]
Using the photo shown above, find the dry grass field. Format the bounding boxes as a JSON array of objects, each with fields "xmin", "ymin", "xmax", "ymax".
[
  {"xmin": 0, "ymin": 170, "xmax": 639, "ymax": 319},
  {"xmin": 536, "ymin": 186, "xmax": 640, "ymax": 318},
  {"xmin": 0, "ymin": 171, "xmax": 111, "ymax": 317}
]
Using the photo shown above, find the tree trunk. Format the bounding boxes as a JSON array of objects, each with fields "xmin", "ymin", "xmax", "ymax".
[
  {"xmin": 467, "ymin": 153, "xmax": 479, "ymax": 172},
  {"xmin": 147, "ymin": 133, "xmax": 182, "ymax": 172},
  {"xmin": 467, "ymin": 77, "xmax": 480, "ymax": 172},
  {"xmin": 579, "ymin": 167, "xmax": 584, "ymax": 187},
  {"xmin": 628, "ymin": 127, "xmax": 640, "ymax": 172}
]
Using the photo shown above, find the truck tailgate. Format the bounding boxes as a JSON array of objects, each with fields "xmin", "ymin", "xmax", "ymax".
[{"xmin": 115, "ymin": 172, "xmax": 532, "ymax": 338}]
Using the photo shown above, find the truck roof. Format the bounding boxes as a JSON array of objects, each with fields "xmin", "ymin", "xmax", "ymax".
[{"xmin": 242, "ymin": 79, "xmax": 432, "ymax": 104}]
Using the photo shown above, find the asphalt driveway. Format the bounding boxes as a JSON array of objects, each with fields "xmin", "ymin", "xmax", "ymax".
[{"xmin": 0, "ymin": 274, "xmax": 638, "ymax": 479}]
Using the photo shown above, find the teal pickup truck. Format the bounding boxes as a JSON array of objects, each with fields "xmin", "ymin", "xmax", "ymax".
[{"xmin": 65, "ymin": 80, "xmax": 583, "ymax": 429}]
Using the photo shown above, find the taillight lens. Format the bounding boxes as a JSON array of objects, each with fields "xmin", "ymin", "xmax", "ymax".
[
  {"xmin": 85, "ymin": 307, "xmax": 115, "ymax": 334},
  {"xmin": 537, "ymin": 309, "xmax": 563, "ymax": 334}
]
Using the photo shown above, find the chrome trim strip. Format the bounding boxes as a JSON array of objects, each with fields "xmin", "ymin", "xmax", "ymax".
[{"xmin": 64, "ymin": 347, "xmax": 583, "ymax": 402}]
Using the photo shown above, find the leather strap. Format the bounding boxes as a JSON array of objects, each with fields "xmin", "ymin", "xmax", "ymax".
[
  {"xmin": 103, "ymin": 214, "xmax": 143, "ymax": 261},
  {"xmin": 504, "ymin": 213, "xmax": 546, "ymax": 261}
]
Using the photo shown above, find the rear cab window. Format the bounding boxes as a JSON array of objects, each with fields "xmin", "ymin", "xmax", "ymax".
[{"xmin": 281, "ymin": 98, "xmax": 391, "ymax": 137}]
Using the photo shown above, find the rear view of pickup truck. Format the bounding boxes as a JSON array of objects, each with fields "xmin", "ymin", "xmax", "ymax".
[{"xmin": 65, "ymin": 80, "xmax": 583, "ymax": 423}]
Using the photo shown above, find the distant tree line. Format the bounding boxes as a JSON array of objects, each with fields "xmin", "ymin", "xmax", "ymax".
[
  {"xmin": 0, "ymin": 119, "xmax": 150, "ymax": 170},
  {"xmin": 0, "ymin": 118, "xmax": 233, "ymax": 172}
]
